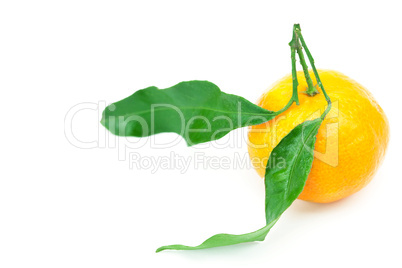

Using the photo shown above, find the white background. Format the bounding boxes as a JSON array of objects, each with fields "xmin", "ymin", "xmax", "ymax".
[{"xmin": 1, "ymin": 0, "xmax": 401, "ymax": 267}]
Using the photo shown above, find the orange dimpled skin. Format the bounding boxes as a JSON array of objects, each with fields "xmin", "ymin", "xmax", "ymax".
[{"xmin": 248, "ymin": 70, "xmax": 390, "ymax": 203}]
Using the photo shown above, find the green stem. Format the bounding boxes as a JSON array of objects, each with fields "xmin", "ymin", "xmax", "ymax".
[
  {"xmin": 293, "ymin": 25, "xmax": 318, "ymax": 97},
  {"xmin": 296, "ymin": 47, "xmax": 318, "ymax": 96},
  {"xmin": 290, "ymin": 30, "xmax": 300, "ymax": 106},
  {"xmin": 275, "ymin": 27, "xmax": 302, "ymax": 115},
  {"xmin": 294, "ymin": 24, "xmax": 331, "ymax": 119},
  {"xmin": 273, "ymin": 27, "xmax": 302, "ymax": 115}
]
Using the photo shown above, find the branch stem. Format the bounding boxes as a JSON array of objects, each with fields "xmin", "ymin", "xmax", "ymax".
[
  {"xmin": 293, "ymin": 24, "xmax": 331, "ymax": 119},
  {"xmin": 274, "ymin": 26, "xmax": 301, "ymax": 115}
]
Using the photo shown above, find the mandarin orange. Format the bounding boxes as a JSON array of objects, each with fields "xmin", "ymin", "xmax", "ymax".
[{"xmin": 247, "ymin": 70, "xmax": 389, "ymax": 203}]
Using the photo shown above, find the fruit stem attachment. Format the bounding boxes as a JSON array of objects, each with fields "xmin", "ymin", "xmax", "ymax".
[
  {"xmin": 292, "ymin": 25, "xmax": 319, "ymax": 97},
  {"xmin": 293, "ymin": 24, "xmax": 331, "ymax": 119}
]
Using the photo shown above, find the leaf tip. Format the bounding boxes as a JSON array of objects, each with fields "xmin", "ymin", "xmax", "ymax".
[{"xmin": 155, "ymin": 246, "xmax": 169, "ymax": 253}]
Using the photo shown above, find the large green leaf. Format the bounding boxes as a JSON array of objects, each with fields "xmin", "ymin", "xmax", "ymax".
[
  {"xmin": 264, "ymin": 118, "xmax": 322, "ymax": 223},
  {"xmin": 156, "ymin": 118, "xmax": 323, "ymax": 252},
  {"xmin": 100, "ymin": 81, "xmax": 276, "ymax": 146}
]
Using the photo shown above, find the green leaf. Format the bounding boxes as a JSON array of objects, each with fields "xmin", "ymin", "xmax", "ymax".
[
  {"xmin": 100, "ymin": 80, "xmax": 276, "ymax": 146},
  {"xmin": 264, "ymin": 118, "xmax": 322, "ymax": 223},
  {"xmin": 155, "ymin": 220, "xmax": 278, "ymax": 253},
  {"xmin": 156, "ymin": 118, "xmax": 323, "ymax": 252}
]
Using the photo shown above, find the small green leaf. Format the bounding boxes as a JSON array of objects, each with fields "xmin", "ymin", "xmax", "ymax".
[
  {"xmin": 101, "ymin": 81, "xmax": 276, "ymax": 146},
  {"xmin": 156, "ymin": 118, "xmax": 323, "ymax": 252}
]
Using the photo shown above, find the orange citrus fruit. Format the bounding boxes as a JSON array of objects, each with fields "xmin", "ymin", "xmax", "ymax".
[{"xmin": 247, "ymin": 70, "xmax": 389, "ymax": 203}]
